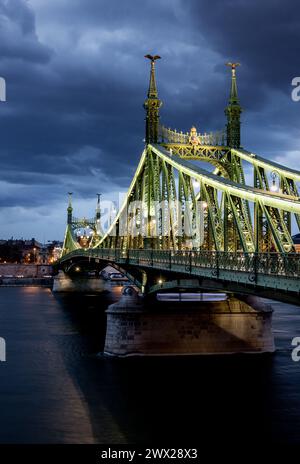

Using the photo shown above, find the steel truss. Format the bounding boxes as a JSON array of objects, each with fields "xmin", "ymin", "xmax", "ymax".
[{"xmin": 89, "ymin": 144, "xmax": 300, "ymax": 254}]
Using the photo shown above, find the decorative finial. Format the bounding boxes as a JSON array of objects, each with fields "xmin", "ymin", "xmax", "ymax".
[
  {"xmin": 145, "ymin": 54, "xmax": 161, "ymax": 99},
  {"xmin": 189, "ymin": 126, "xmax": 200, "ymax": 146},
  {"xmin": 226, "ymin": 62, "xmax": 240, "ymax": 77},
  {"xmin": 145, "ymin": 54, "xmax": 161, "ymax": 62},
  {"xmin": 67, "ymin": 192, "xmax": 73, "ymax": 224},
  {"xmin": 68, "ymin": 192, "xmax": 73, "ymax": 206},
  {"xmin": 226, "ymin": 62, "xmax": 240, "ymax": 104}
]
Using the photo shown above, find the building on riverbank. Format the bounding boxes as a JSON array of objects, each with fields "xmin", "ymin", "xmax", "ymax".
[{"xmin": 0, "ymin": 238, "xmax": 63, "ymax": 264}]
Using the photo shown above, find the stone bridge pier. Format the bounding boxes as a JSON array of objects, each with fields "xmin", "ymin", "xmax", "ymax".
[
  {"xmin": 52, "ymin": 270, "xmax": 105, "ymax": 293},
  {"xmin": 104, "ymin": 287, "xmax": 275, "ymax": 356}
]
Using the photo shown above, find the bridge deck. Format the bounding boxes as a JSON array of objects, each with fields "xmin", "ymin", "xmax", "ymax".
[{"xmin": 60, "ymin": 249, "xmax": 300, "ymax": 295}]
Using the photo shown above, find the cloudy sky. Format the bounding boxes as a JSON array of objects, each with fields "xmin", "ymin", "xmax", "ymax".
[{"xmin": 0, "ymin": 0, "xmax": 300, "ymax": 241}]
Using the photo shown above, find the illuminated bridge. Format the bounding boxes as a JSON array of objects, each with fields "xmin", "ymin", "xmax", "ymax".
[{"xmin": 58, "ymin": 56, "xmax": 300, "ymax": 304}]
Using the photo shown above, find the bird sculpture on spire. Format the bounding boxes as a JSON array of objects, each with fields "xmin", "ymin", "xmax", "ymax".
[
  {"xmin": 145, "ymin": 54, "xmax": 161, "ymax": 62},
  {"xmin": 226, "ymin": 62, "xmax": 240, "ymax": 77}
]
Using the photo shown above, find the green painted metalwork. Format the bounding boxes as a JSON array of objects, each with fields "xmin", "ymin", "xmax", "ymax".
[
  {"xmin": 61, "ymin": 224, "xmax": 81, "ymax": 255},
  {"xmin": 71, "ymin": 140, "xmax": 299, "ymax": 256},
  {"xmin": 61, "ymin": 194, "xmax": 103, "ymax": 256},
  {"xmin": 59, "ymin": 248, "xmax": 300, "ymax": 296},
  {"xmin": 225, "ymin": 63, "xmax": 242, "ymax": 148},
  {"xmin": 144, "ymin": 55, "xmax": 162, "ymax": 144},
  {"xmin": 60, "ymin": 55, "xmax": 300, "ymax": 289},
  {"xmin": 84, "ymin": 141, "xmax": 300, "ymax": 255}
]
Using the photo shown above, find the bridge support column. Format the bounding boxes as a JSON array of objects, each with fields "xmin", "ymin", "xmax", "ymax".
[
  {"xmin": 104, "ymin": 289, "xmax": 275, "ymax": 356},
  {"xmin": 52, "ymin": 270, "xmax": 105, "ymax": 293}
]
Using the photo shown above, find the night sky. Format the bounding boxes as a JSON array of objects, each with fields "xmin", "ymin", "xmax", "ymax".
[{"xmin": 1, "ymin": 0, "xmax": 300, "ymax": 241}]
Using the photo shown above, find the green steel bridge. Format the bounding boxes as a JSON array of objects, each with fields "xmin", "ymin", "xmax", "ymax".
[{"xmin": 58, "ymin": 57, "xmax": 300, "ymax": 301}]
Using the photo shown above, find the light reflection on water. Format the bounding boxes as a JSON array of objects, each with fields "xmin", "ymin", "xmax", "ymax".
[{"xmin": 0, "ymin": 285, "xmax": 299, "ymax": 444}]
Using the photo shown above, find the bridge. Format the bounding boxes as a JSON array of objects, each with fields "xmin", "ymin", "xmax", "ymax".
[
  {"xmin": 52, "ymin": 56, "xmax": 300, "ymax": 356},
  {"xmin": 59, "ymin": 248, "xmax": 300, "ymax": 304},
  {"xmin": 57, "ymin": 56, "xmax": 300, "ymax": 304}
]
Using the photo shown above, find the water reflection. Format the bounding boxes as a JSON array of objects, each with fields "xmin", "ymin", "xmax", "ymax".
[{"xmin": 0, "ymin": 286, "xmax": 299, "ymax": 444}]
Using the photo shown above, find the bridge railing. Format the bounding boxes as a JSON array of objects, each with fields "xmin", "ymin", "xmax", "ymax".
[
  {"xmin": 125, "ymin": 250, "xmax": 300, "ymax": 277},
  {"xmin": 60, "ymin": 249, "xmax": 300, "ymax": 279}
]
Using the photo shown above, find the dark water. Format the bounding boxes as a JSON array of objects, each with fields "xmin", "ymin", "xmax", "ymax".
[{"xmin": 0, "ymin": 286, "xmax": 300, "ymax": 444}]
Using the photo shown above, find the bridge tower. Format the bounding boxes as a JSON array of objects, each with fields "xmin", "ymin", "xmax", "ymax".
[
  {"xmin": 143, "ymin": 54, "xmax": 162, "ymax": 144},
  {"xmin": 225, "ymin": 62, "xmax": 242, "ymax": 148},
  {"xmin": 95, "ymin": 193, "xmax": 103, "ymax": 238},
  {"xmin": 67, "ymin": 192, "xmax": 73, "ymax": 224}
]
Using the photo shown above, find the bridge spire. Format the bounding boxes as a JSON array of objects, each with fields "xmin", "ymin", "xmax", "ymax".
[
  {"xmin": 225, "ymin": 62, "xmax": 242, "ymax": 148},
  {"xmin": 96, "ymin": 193, "xmax": 101, "ymax": 227},
  {"xmin": 67, "ymin": 192, "xmax": 73, "ymax": 224},
  {"xmin": 95, "ymin": 193, "xmax": 104, "ymax": 238},
  {"xmin": 143, "ymin": 54, "xmax": 162, "ymax": 144}
]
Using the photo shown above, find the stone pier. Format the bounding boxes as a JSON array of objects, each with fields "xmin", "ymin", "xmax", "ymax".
[
  {"xmin": 104, "ymin": 288, "xmax": 275, "ymax": 356},
  {"xmin": 52, "ymin": 270, "xmax": 105, "ymax": 293}
]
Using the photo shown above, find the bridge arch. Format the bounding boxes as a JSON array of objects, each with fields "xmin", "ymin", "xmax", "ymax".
[{"xmin": 61, "ymin": 256, "xmax": 144, "ymax": 290}]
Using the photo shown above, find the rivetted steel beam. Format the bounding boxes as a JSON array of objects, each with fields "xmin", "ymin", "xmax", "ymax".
[
  {"xmin": 150, "ymin": 144, "xmax": 300, "ymax": 215},
  {"xmin": 233, "ymin": 148, "xmax": 300, "ymax": 183}
]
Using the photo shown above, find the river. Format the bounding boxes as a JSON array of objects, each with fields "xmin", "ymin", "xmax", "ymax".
[{"xmin": 0, "ymin": 286, "xmax": 300, "ymax": 444}]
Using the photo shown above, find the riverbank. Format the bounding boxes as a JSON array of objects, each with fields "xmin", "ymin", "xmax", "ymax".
[
  {"xmin": 0, "ymin": 263, "xmax": 52, "ymax": 278},
  {"xmin": 0, "ymin": 277, "xmax": 52, "ymax": 287}
]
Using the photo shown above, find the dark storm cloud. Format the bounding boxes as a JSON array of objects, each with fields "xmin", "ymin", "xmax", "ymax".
[
  {"xmin": 189, "ymin": 0, "xmax": 299, "ymax": 90},
  {"xmin": 0, "ymin": 0, "xmax": 51, "ymax": 62},
  {"xmin": 0, "ymin": 0, "xmax": 300, "ymax": 239},
  {"xmin": 187, "ymin": 0, "xmax": 300, "ymax": 137}
]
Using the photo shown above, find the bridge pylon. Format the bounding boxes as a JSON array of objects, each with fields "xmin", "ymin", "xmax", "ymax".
[
  {"xmin": 61, "ymin": 193, "xmax": 103, "ymax": 257},
  {"xmin": 144, "ymin": 54, "xmax": 162, "ymax": 144},
  {"xmin": 225, "ymin": 62, "xmax": 242, "ymax": 149},
  {"xmin": 67, "ymin": 192, "xmax": 73, "ymax": 224}
]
